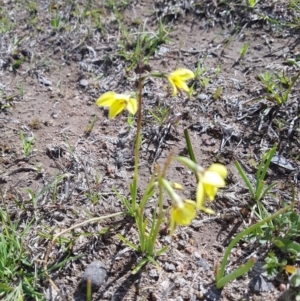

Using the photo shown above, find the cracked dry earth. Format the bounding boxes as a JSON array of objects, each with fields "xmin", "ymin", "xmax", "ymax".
[{"xmin": 0, "ymin": 0, "xmax": 300, "ymax": 300}]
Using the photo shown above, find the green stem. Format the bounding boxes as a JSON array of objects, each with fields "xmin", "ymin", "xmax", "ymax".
[
  {"xmin": 216, "ymin": 204, "xmax": 293, "ymax": 283},
  {"xmin": 132, "ymin": 75, "xmax": 144, "ymax": 211},
  {"xmin": 216, "ymin": 257, "xmax": 256, "ymax": 289},
  {"xmin": 148, "ymin": 176, "xmax": 164, "ymax": 256}
]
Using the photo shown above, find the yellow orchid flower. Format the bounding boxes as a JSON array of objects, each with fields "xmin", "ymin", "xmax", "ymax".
[
  {"xmin": 284, "ymin": 265, "xmax": 298, "ymax": 275},
  {"xmin": 170, "ymin": 200, "xmax": 196, "ymax": 235},
  {"xmin": 167, "ymin": 68, "xmax": 195, "ymax": 96},
  {"xmin": 175, "ymin": 157, "xmax": 227, "ymax": 214},
  {"xmin": 160, "ymin": 178, "xmax": 196, "ymax": 234},
  {"xmin": 196, "ymin": 163, "xmax": 227, "ymax": 213},
  {"xmin": 96, "ymin": 91, "xmax": 137, "ymax": 119}
]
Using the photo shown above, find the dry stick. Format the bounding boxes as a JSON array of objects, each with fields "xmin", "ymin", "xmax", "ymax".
[{"xmin": 44, "ymin": 212, "xmax": 125, "ymax": 299}]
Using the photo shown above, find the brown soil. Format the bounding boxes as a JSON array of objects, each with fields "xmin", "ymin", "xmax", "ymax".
[{"xmin": 1, "ymin": 0, "xmax": 299, "ymax": 300}]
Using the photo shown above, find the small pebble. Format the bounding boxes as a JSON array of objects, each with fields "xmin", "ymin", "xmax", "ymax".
[
  {"xmin": 174, "ymin": 277, "xmax": 186, "ymax": 287},
  {"xmin": 279, "ymin": 283, "xmax": 286, "ymax": 292},
  {"xmin": 176, "ymin": 263, "xmax": 184, "ymax": 272},
  {"xmin": 249, "ymin": 275, "xmax": 274, "ymax": 292},
  {"xmin": 163, "ymin": 236, "xmax": 172, "ymax": 244},
  {"xmin": 178, "ymin": 240, "xmax": 187, "ymax": 249},
  {"xmin": 185, "ymin": 246, "xmax": 193, "ymax": 254},
  {"xmin": 81, "ymin": 261, "xmax": 106, "ymax": 290},
  {"xmin": 79, "ymin": 79, "xmax": 89, "ymax": 87},
  {"xmin": 193, "ymin": 251, "xmax": 201, "ymax": 260},
  {"xmin": 52, "ymin": 211, "xmax": 64, "ymax": 221},
  {"xmin": 198, "ymin": 93, "xmax": 208, "ymax": 101},
  {"xmin": 161, "ymin": 280, "xmax": 169, "ymax": 290},
  {"xmin": 149, "ymin": 269, "xmax": 159, "ymax": 279},
  {"xmin": 164, "ymin": 262, "xmax": 176, "ymax": 272},
  {"xmin": 197, "ymin": 258, "xmax": 210, "ymax": 270}
]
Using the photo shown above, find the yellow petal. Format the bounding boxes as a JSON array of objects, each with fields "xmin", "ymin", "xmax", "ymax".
[
  {"xmin": 196, "ymin": 182, "xmax": 205, "ymax": 209},
  {"xmin": 170, "ymin": 68, "xmax": 195, "ymax": 80},
  {"xmin": 109, "ymin": 100, "xmax": 126, "ymax": 119},
  {"xmin": 208, "ymin": 164, "xmax": 228, "ymax": 179},
  {"xmin": 172, "ymin": 78, "xmax": 190, "ymax": 93},
  {"xmin": 96, "ymin": 91, "xmax": 116, "ymax": 107},
  {"xmin": 114, "ymin": 93, "xmax": 130, "ymax": 101},
  {"xmin": 284, "ymin": 265, "xmax": 298, "ymax": 275},
  {"xmin": 202, "ymin": 171, "xmax": 226, "ymax": 187},
  {"xmin": 167, "ymin": 68, "xmax": 194, "ymax": 96},
  {"xmin": 198, "ymin": 205, "xmax": 215, "ymax": 215},
  {"xmin": 171, "ymin": 203, "xmax": 196, "ymax": 226},
  {"xmin": 170, "ymin": 213, "xmax": 176, "ymax": 236},
  {"xmin": 203, "ymin": 183, "xmax": 218, "ymax": 201},
  {"xmin": 126, "ymin": 98, "xmax": 137, "ymax": 115},
  {"xmin": 171, "ymin": 182, "xmax": 184, "ymax": 191},
  {"xmin": 167, "ymin": 77, "xmax": 178, "ymax": 96}
]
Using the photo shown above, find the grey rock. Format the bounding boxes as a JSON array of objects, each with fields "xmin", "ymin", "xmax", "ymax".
[
  {"xmin": 51, "ymin": 112, "xmax": 58, "ymax": 119},
  {"xmin": 174, "ymin": 277, "xmax": 186, "ymax": 287},
  {"xmin": 38, "ymin": 75, "xmax": 52, "ymax": 86},
  {"xmin": 178, "ymin": 240, "xmax": 187, "ymax": 249},
  {"xmin": 197, "ymin": 258, "xmax": 210, "ymax": 270},
  {"xmin": 149, "ymin": 268, "xmax": 159, "ymax": 279},
  {"xmin": 164, "ymin": 262, "xmax": 176, "ymax": 272},
  {"xmin": 249, "ymin": 275, "xmax": 274, "ymax": 292},
  {"xmin": 81, "ymin": 261, "xmax": 106, "ymax": 290},
  {"xmin": 156, "ymin": 46, "xmax": 169, "ymax": 56},
  {"xmin": 163, "ymin": 236, "xmax": 172, "ymax": 245},
  {"xmin": 179, "ymin": 232, "xmax": 188, "ymax": 240},
  {"xmin": 193, "ymin": 251, "xmax": 201, "ymax": 260},
  {"xmin": 198, "ymin": 93, "xmax": 208, "ymax": 101},
  {"xmin": 271, "ymin": 154, "xmax": 295, "ymax": 171},
  {"xmin": 79, "ymin": 79, "xmax": 89, "ymax": 87}
]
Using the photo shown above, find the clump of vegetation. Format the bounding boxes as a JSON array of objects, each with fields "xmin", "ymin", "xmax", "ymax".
[
  {"xmin": 28, "ymin": 118, "xmax": 42, "ymax": 130},
  {"xmin": 0, "ymin": 1, "xmax": 299, "ymax": 300}
]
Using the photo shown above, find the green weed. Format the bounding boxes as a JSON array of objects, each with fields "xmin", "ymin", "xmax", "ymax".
[
  {"xmin": 0, "ymin": 192, "xmax": 43, "ymax": 300},
  {"xmin": 235, "ymin": 144, "xmax": 278, "ymax": 229},
  {"xmin": 213, "ymin": 86, "xmax": 222, "ymax": 100},
  {"xmin": 50, "ymin": 13, "xmax": 62, "ymax": 30},
  {"xmin": 84, "ymin": 115, "xmax": 97, "ymax": 136},
  {"xmin": 148, "ymin": 104, "xmax": 170, "ymax": 125},
  {"xmin": 117, "ymin": 20, "xmax": 171, "ymax": 70},
  {"xmin": 20, "ymin": 131, "xmax": 35, "ymax": 157},
  {"xmin": 215, "ymin": 205, "xmax": 294, "ymax": 288},
  {"xmin": 262, "ymin": 209, "xmax": 300, "ymax": 277},
  {"xmin": 258, "ymin": 67, "xmax": 300, "ymax": 104},
  {"xmin": 105, "ymin": 0, "xmax": 131, "ymax": 11},
  {"xmin": 248, "ymin": 0, "xmax": 259, "ymax": 8},
  {"xmin": 240, "ymin": 42, "xmax": 250, "ymax": 58},
  {"xmin": 127, "ymin": 113, "xmax": 135, "ymax": 128}
]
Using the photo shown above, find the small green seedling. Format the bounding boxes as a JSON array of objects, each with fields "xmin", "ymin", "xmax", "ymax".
[
  {"xmin": 127, "ymin": 113, "xmax": 135, "ymax": 128},
  {"xmin": 235, "ymin": 144, "xmax": 277, "ymax": 203},
  {"xmin": 215, "ymin": 204, "xmax": 294, "ymax": 288},
  {"xmin": 84, "ymin": 115, "xmax": 97, "ymax": 136},
  {"xmin": 148, "ymin": 105, "xmax": 170, "ymax": 125},
  {"xmin": 264, "ymin": 252, "xmax": 287, "ymax": 277},
  {"xmin": 213, "ymin": 86, "xmax": 222, "ymax": 100},
  {"xmin": 248, "ymin": 0, "xmax": 259, "ymax": 8},
  {"xmin": 50, "ymin": 14, "xmax": 62, "ymax": 30},
  {"xmin": 240, "ymin": 42, "xmax": 250, "ymax": 58},
  {"xmin": 20, "ymin": 131, "xmax": 35, "ymax": 156},
  {"xmin": 0, "ymin": 193, "xmax": 44, "ymax": 300},
  {"xmin": 236, "ymin": 144, "xmax": 277, "ymax": 227},
  {"xmin": 258, "ymin": 67, "xmax": 300, "ymax": 104}
]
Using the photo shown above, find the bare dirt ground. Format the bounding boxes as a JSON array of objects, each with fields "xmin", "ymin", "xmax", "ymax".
[{"xmin": 1, "ymin": 0, "xmax": 300, "ymax": 300}]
